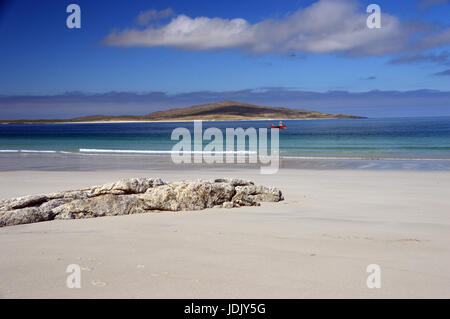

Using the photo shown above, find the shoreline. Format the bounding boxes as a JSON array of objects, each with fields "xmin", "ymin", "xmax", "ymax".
[
  {"xmin": 1, "ymin": 150, "xmax": 450, "ymax": 161},
  {"xmin": 0, "ymin": 117, "xmax": 350, "ymax": 125},
  {"xmin": 3, "ymin": 116, "xmax": 449, "ymax": 124},
  {"xmin": 1, "ymin": 152, "xmax": 450, "ymax": 172}
]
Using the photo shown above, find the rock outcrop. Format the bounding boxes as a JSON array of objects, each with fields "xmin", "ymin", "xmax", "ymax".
[{"xmin": 0, "ymin": 178, "xmax": 283, "ymax": 227}]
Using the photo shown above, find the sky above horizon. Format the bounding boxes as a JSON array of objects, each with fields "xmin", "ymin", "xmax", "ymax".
[{"xmin": 0, "ymin": 0, "xmax": 449, "ymax": 118}]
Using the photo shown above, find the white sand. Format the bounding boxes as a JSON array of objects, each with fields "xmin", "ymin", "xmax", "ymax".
[{"xmin": 0, "ymin": 169, "xmax": 449, "ymax": 298}]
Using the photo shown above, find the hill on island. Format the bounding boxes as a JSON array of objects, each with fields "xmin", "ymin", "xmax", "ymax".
[{"xmin": 0, "ymin": 101, "xmax": 365, "ymax": 123}]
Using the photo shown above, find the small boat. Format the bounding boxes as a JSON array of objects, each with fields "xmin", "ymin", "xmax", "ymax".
[{"xmin": 270, "ymin": 121, "xmax": 286, "ymax": 129}]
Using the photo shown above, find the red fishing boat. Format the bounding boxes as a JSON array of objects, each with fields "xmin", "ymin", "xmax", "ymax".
[{"xmin": 270, "ymin": 121, "xmax": 286, "ymax": 129}]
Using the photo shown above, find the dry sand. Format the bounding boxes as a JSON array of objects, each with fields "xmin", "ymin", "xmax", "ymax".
[{"xmin": 0, "ymin": 168, "xmax": 449, "ymax": 298}]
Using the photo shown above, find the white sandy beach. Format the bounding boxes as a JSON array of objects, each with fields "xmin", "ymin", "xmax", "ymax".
[{"xmin": 0, "ymin": 168, "xmax": 449, "ymax": 298}]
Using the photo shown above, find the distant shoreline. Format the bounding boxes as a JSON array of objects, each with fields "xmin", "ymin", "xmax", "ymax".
[
  {"xmin": 0, "ymin": 117, "xmax": 364, "ymax": 125},
  {"xmin": 53, "ymin": 118, "xmax": 343, "ymax": 124}
]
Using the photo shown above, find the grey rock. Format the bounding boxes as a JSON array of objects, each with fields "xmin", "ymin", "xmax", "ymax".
[
  {"xmin": 140, "ymin": 180, "xmax": 236, "ymax": 211},
  {"xmin": 0, "ymin": 177, "xmax": 283, "ymax": 227},
  {"xmin": 213, "ymin": 178, "xmax": 254, "ymax": 187},
  {"xmin": 53, "ymin": 194, "xmax": 147, "ymax": 220},
  {"xmin": 40, "ymin": 198, "xmax": 73, "ymax": 211},
  {"xmin": 0, "ymin": 194, "xmax": 49, "ymax": 211},
  {"xmin": 233, "ymin": 185, "xmax": 284, "ymax": 204},
  {"xmin": 83, "ymin": 178, "xmax": 164, "ymax": 196},
  {"xmin": 0, "ymin": 207, "xmax": 54, "ymax": 228}
]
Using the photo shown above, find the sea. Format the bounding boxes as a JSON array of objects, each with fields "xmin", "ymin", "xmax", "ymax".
[{"xmin": 1, "ymin": 117, "xmax": 450, "ymax": 171}]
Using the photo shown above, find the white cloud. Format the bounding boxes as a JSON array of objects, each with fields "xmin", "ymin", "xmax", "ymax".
[
  {"xmin": 102, "ymin": 0, "xmax": 448, "ymax": 57},
  {"xmin": 107, "ymin": 14, "xmax": 254, "ymax": 50}
]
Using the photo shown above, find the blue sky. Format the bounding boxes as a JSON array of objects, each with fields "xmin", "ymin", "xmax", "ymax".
[{"xmin": 0, "ymin": 0, "xmax": 449, "ymax": 118}]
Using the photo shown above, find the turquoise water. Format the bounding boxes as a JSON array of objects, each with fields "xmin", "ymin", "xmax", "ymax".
[{"xmin": 1, "ymin": 117, "xmax": 450, "ymax": 160}]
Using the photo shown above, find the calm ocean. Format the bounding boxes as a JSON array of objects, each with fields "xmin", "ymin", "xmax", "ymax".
[{"xmin": 1, "ymin": 117, "xmax": 450, "ymax": 160}]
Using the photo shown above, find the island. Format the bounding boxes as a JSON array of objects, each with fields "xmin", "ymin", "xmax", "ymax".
[{"xmin": 0, "ymin": 100, "xmax": 365, "ymax": 124}]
